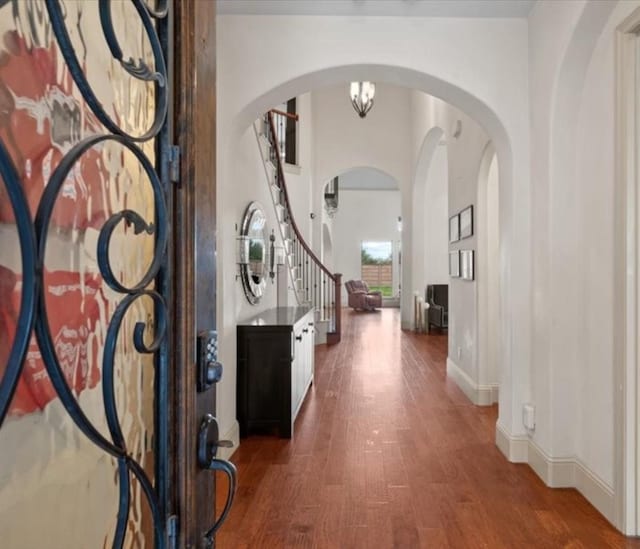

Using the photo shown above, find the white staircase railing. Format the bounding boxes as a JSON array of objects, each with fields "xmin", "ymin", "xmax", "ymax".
[{"xmin": 254, "ymin": 110, "xmax": 342, "ymax": 344}]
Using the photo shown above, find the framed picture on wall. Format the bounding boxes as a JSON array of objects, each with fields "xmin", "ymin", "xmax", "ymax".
[
  {"xmin": 449, "ymin": 250, "xmax": 460, "ymax": 277},
  {"xmin": 461, "ymin": 249, "xmax": 475, "ymax": 281},
  {"xmin": 449, "ymin": 215, "xmax": 460, "ymax": 243},
  {"xmin": 460, "ymin": 205, "xmax": 474, "ymax": 239}
]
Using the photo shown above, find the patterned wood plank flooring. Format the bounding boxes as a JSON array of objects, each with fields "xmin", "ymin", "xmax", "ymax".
[{"xmin": 216, "ymin": 308, "xmax": 640, "ymax": 548}]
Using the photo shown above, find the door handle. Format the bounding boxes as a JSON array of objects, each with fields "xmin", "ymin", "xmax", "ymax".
[
  {"xmin": 198, "ymin": 414, "xmax": 238, "ymax": 544},
  {"xmin": 202, "ymin": 457, "xmax": 237, "ymax": 543}
]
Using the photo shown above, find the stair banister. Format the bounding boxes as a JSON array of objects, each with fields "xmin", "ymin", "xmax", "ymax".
[{"xmin": 265, "ymin": 110, "xmax": 342, "ymax": 344}]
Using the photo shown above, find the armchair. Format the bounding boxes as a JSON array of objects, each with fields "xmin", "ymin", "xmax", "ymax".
[
  {"xmin": 345, "ymin": 280, "xmax": 383, "ymax": 311},
  {"xmin": 426, "ymin": 284, "xmax": 448, "ymax": 331}
]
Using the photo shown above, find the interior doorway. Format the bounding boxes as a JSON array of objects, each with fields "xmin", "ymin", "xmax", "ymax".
[{"xmin": 325, "ymin": 167, "xmax": 401, "ymax": 307}]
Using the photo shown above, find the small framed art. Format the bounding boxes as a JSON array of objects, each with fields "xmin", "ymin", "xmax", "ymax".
[
  {"xmin": 460, "ymin": 205, "xmax": 474, "ymax": 239},
  {"xmin": 449, "ymin": 250, "xmax": 460, "ymax": 277},
  {"xmin": 461, "ymin": 249, "xmax": 475, "ymax": 281},
  {"xmin": 449, "ymin": 215, "xmax": 460, "ymax": 243}
]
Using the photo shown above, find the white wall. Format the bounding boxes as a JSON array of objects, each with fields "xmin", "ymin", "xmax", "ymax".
[
  {"xmin": 332, "ymin": 189, "xmax": 401, "ymax": 305},
  {"xmin": 311, "ymin": 84, "xmax": 412, "ymax": 190},
  {"xmin": 486, "ymin": 155, "xmax": 500, "ymax": 387},
  {"xmin": 445, "ymin": 107, "xmax": 491, "ymax": 382},
  {"xmin": 423, "ymin": 143, "xmax": 449, "ymax": 287},
  {"xmin": 411, "ymin": 93, "xmax": 492, "ymax": 385},
  {"xmin": 526, "ymin": 0, "xmax": 638, "ymax": 529},
  {"xmin": 476, "ymin": 147, "xmax": 500, "ymax": 396}
]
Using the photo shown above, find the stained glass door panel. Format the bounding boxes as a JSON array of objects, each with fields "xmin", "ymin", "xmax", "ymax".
[{"xmin": 0, "ymin": 1, "xmax": 171, "ymax": 547}]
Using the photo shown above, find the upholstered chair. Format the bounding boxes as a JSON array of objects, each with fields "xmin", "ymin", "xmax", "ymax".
[
  {"xmin": 345, "ymin": 280, "xmax": 383, "ymax": 311},
  {"xmin": 426, "ymin": 284, "xmax": 448, "ymax": 331}
]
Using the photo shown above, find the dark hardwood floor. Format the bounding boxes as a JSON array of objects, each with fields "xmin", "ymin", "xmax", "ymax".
[{"xmin": 216, "ymin": 308, "xmax": 640, "ymax": 548}]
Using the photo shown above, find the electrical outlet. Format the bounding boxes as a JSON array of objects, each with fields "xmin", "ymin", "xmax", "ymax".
[{"xmin": 523, "ymin": 403, "xmax": 536, "ymax": 431}]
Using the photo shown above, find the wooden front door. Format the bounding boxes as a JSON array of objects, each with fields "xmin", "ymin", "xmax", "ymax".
[
  {"xmin": 173, "ymin": 1, "xmax": 235, "ymax": 547},
  {"xmin": 0, "ymin": 1, "xmax": 231, "ymax": 547}
]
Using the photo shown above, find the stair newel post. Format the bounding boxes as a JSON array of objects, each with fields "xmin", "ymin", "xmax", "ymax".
[
  {"xmin": 333, "ymin": 273, "xmax": 342, "ymax": 343},
  {"xmin": 332, "ymin": 274, "xmax": 336, "ymax": 327}
]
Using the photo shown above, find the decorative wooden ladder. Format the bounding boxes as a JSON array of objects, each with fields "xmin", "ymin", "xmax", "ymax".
[{"xmin": 254, "ymin": 109, "xmax": 342, "ymax": 344}]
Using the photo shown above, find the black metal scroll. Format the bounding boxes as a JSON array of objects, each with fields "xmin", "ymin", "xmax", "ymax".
[{"xmin": 0, "ymin": 1, "xmax": 172, "ymax": 547}]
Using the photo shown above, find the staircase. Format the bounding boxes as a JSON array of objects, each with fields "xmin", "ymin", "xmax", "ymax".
[{"xmin": 254, "ymin": 109, "xmax": 342, "ymax": 344}]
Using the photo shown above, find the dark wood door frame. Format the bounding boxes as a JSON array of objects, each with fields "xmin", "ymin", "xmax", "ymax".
[{"xmin": 173, "ymin": 1, "xmax": 218, "ymax": 547}]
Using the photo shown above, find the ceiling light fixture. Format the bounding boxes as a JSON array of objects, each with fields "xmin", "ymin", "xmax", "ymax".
[{"xmin": 350, "ymin": 81, "xmax": 375, "ymax": 118}]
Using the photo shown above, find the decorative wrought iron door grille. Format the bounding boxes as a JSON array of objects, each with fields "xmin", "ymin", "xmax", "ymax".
[{"xmin": 0, "ymin": 1, "xmax": 172, "ymax": 547}]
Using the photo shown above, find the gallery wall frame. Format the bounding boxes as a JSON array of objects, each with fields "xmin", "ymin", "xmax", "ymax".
[
  {"xmin": 461, "ymin": 249, "xmax": 475, "ymax": 281},
  {"xmin": 449, "ymin": 250, "xmax": 460, "ymax": 277},
  {"xmin": 460, "ymin": 205, "xmax": 474, "ymax": 239},
  {"xmin": 449, "ymin": 215, "xmax": 460, "ymax": 243}
]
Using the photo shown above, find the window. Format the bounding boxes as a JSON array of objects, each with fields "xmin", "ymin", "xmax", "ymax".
[
  {"xmin": 276, "ymin": 98, "xmax": 297, "ymax": 165},
  {"xmin": 284, "ymin": 98, "xmax": 297, "ymax": 165},
  {"xmin": 361, "ymin": 241, "xmax": 393, "ymax": 297}
]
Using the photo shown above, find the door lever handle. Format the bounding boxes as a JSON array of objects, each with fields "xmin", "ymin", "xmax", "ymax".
[
  {"xmin": 198, "ymin": 414, "xmax": 234, "ymax": 467},
  {"xmin": 202, "ymin": 457, "xmax": 237, "ymax": 544},
  {"xmin": 198, "ymin": 414, "xmax": 238, "ymax": 544}
]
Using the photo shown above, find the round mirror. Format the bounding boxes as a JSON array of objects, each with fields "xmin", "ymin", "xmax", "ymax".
[{"xmin": 240, "ymin": 202, "xmax": 268, "ymax": 304}]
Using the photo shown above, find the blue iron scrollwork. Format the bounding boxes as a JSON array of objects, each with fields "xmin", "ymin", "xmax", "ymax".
[
  {"xmin": 45, "ymin": 0, "xmax": 168, "ymax": 141},
  {"xmin": 99, "ymin": 0, "xmax": 166, "ymax": 85},
  {"xmin": 33, "ymin": 135, "xmax": 168, "ymax": 457},
  {"xmin": 0, "ymin": 1, "xmax": 172, "ymax": 547},
  {"xmin": 0, "ymin": 141, "xmax": 37, "ymax": 427}
]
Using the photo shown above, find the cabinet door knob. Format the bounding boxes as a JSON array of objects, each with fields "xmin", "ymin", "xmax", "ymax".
[
  {"xmin": 303, "ymin": 328, "xmax": 309, "ymax": 333},
  {"xmin": 295, "ymin": 335, "xmax": 302, "ymax": 341}
]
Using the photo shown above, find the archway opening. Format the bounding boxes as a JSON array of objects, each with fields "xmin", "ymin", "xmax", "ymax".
[
  {"xmin": 220, "ymin": 62, "xmax": 521, "ymax": 453},
  {"xmin": 324, "ymin": 167, "xmax": 401, "ymax": 308}
]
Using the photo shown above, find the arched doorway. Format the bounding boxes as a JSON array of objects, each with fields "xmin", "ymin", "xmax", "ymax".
[
  {"xmin": 322, "ymin": 167, "xmax": 401, "ymax": 307},
  {"xmin": 218, "ymin": 60, "xmax": 528, "ymax": 466}
]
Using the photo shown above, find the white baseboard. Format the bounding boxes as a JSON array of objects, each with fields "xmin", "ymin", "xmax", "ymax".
[
  {"xmin": 446, "ymin": 357, "xmax": 499, "ymax": 406},
  {"xmin": 218, "ymin": 420, "xmax": 240, "ymax": 461},
  {"xmin": 574, "ymin": 459, "xmax": 616, "ymax": 525},
  {"xmin": 495, "ymin": 422, "xmax": 529, "ymax": 462},
  {"xmin": 527, "ymin": 439, "xmax": 576, "ymax": 487},
  {"xmin": 314, "ymin": 319, "xmax": 328, "ymax": 345},
  {"xmin": 489, "ymin": 384, "xmax": 500, "ymax": 404},
  {"xmin": 495, "ymin": 425, "xmax": 615, "ymax": 524}
]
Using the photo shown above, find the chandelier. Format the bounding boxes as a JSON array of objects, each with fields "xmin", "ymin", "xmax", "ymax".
[{"xmin": 350, "ymin": 81, "xmax": 375, "ymax": 118}]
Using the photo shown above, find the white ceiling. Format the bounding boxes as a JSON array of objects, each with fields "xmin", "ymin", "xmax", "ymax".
[{"xmin": 217, "ymin": 0, "xmax": 537, "ymax": 18}]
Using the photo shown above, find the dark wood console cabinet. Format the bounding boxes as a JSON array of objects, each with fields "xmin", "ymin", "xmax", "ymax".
[{"xmin": 237, "ymin": 306, "xmax": 315, "ymax": 438}]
